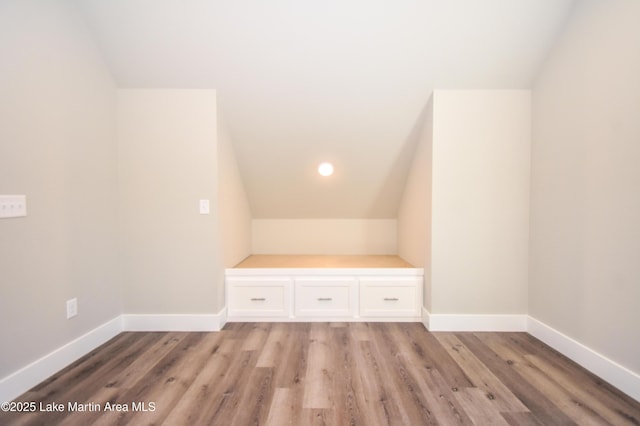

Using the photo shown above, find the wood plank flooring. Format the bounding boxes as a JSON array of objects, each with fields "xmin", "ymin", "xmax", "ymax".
[{"xmin": 1, "ymin": 323, "xmax": 638, "ymax": 425}]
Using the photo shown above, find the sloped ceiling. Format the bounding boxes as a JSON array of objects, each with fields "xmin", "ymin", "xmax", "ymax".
[{"xmin": 77, "ymin": 0, "xmax": 576, "ymax": 218}]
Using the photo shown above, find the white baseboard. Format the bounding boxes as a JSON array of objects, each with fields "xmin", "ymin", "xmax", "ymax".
[
  {"xmin": 527, "ymin": 316, "xmax": 640, "ymax": 402},
  {"xmin": 0, "ymin": 316, "xmax": 122, "ymax": 403},
  {"xmin": 422, "ymin": 307, "xmax": 430, "ymax": 330},
  {"xmin": 218, "ymin": 306, "xmax": 228, "ymax": 330},
  {"xmin": 420, "ymin": 309, "xmax": 639, "ymax": 402},
  {"xmin": 3, "ymin": 310, "xmax": 637, "ymax": 405},
  {"xmin": 422, "ymin": 309, "xmax": 528, "ymax": 332},
  {"xmin": 1, "ymin": 308, "xmax": 229, "ymax": 403},
  {"xmin": 123, "ymin": 309, "xmax": 227, "ymax": 332}
]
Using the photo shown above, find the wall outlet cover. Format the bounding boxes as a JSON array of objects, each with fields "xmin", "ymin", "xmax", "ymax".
[
  {"xmin": 0, "ymin": 195, "xmax": 27, "ymax": 218},
  {"xmin": 66, "ymin": 298, "xmax": 78, "ymax": 319}
]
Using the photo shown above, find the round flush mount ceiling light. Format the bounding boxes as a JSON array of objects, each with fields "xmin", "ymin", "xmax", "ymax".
[{"xmin": 318, "ymin": 162, "xmax": 334, "ymax": 177}]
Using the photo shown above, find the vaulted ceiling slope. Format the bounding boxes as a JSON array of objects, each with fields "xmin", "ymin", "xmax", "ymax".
[{"xmin": 77, "ymin": 0, "xmax": 577, "ymax": 218}]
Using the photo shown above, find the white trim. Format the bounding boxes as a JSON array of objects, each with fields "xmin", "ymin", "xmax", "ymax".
[
  {"xmin": 122, "ymin": 309, "xmax": 227, "ymax": 332},
  {"xmin": 218, "ymin": 306, "xmax": 228, "ymax": 330},
  {"xmin": 422, "ymin": 307, "xmax": 431, "ymax": 330},
  {"xmin": 0, "ymin": 309, "xmax": 230, "ymax": 403},
  {"xmin": 3, "ymin": 311, "xmax": 637, "ymax": 405},
  {"xmin": 527, "ymin": 316, "xmax": 640, "ymax": 402},
  {"xmin": 425, "ymin": 312, "xmax": 528, "ymax": 332},
  {"xmin": 0, "ymin": 316, "xmax": 122, "ymax": 403}
]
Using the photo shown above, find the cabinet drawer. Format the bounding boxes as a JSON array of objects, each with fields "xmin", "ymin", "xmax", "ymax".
[
  {"xmin": 227, "ymin": 278, "xmax": 292, "ymax": 317},
  {"xmin": 295, "ymin": 278, "xmax": 357, "ymax": 317},
  {"xmin": 359, "ymin": 277, "xmax": 421, "ymax": 317}
]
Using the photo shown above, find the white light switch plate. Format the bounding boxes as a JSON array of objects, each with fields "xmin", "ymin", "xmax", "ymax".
[
  {"xmin": 199, "ymin": 199, "xmax": 210, "ymax": 215},
  {"xmin": 0, "ymin": 195, "xmax": 27, "ymax": 218},
  {"xmin": 66, "ymin": 298, "xmax": 78, "ymax": 319}
]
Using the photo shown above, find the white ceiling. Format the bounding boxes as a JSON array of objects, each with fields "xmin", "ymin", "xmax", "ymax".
[{"xmin": 76, "ymin": 0, "xmax": 577, "ymax": 218}]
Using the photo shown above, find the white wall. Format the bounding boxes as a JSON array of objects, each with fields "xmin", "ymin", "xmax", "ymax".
[
  {"xmin": 217, "ymin": 111, "xmax": 252, "ymax": 304},
  {"xmin": 0, "ymin": 1, "xmax": 120, "ymax": 378},
  {"xmin": 530, "ymin": 0, "xmax": 640, "ymax": 374},
  {"xmin": 397, "ymin": 98, "xmax": 433, "ymax": 309},
  {"xmin": 252, "ymin": 219, "xmax": 397, "ymax": 255},
  {"xmin": 117, "ymin": 90, "xmax": 220, "ymax": 314},
  {"xmin": 431, "ymin": 90, "xmax": 531, "ymax": 314}
]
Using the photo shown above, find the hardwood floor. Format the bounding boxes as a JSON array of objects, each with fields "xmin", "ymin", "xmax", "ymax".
[{"xmin": 2, "ymin": 323, "xmax": 639, "ymax": 425}]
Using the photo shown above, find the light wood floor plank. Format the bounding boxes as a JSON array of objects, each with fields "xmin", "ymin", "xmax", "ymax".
[
  {"xmin": 112, "ymin": 332, "xmax": 218, "ymax": 425},
  {"xmin": 229, "ymin": 367, "xmax": 275, "ymax": 426},
  {"xmin": 370, "ymin": 323, "xmax": 439, "ymax": 425},
  {"xmin": 455, "ymin": 332, "xmax": 579, "ymax": 425},
  {"xmin": 480, "ymin": 332, "xmax": 612, "ymax": 424},
  {"xmin": 356, "ymin": 340, "xmax": 407, "ymax": 426},
  {"xmin": 455, "ymin": 387, "xmax": 510, "ymax": 426},
  {"xmin": 303, "ymin": 339, "xmax": 333, "ymax": 409},
  {"xmin": 104, "ymin": 332, "xmax": 187, "ymax": 389},
  {"xmin": 256, "ymin": 322, "xmax": 287, "ymax": 368},
  {"xmin": 434, "ymin": 333, "xmax": 529, "ymax": 413},
  {"xmin": 389, "ymin": 323, "xmax": 474, "ymax": 425},
  {"xmin": 505, "ymin": 332, "xmax": 640, "ymax": 425},
  {"xmin": 265, "ymin": 388, "xmax": 294, "ymax": 426},
  {"xmin": 501, "ymin": 411, "xmax": 547, "ymax": 426},
  {"xmin": 158, "ymin": 333, "xmax": 231, "ymax": 425},
  {"xmin": 199, "ymin": 349, "xmax": 260, "ymax": 423},
  {"xmin": 401, "ymin": 324, "xmax": 475, "ymax": 389}
]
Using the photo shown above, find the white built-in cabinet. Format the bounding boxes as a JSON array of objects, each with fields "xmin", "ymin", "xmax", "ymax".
[
  {"xmin": 226, "ymin": 270, "xmax": 423, "ymax": 322},
  {"xmin": 226, "ymin": 277, "xmax": 292, "ymax": 318},
  {"xmin": 294, "ymin": 277, "xmax": 358, "ymax": 318}
]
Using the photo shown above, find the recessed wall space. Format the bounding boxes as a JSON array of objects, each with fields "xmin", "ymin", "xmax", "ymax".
[
  {"xmin": 230, "ymin": 178, "xmax": 424, "ymax": 322},
  {"xmin": 223, "ymin": 105, "xmax": 430, "ymax": 322},
  {"xmin": 226, "ymin": 90, "xmax": 531, "ymax": 325}
]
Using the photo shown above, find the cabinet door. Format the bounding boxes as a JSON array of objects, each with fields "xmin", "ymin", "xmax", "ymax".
[
  {"xmin": 295, "ymin": 277, "xmax": 358, "ymax": 318},
  {"xmin": 359, "ymin": 277, "xmax": 422, "ymax": 317},
  {"xmin": 227, "ymin": 277, "xmax": 292, "ymax": 318}
]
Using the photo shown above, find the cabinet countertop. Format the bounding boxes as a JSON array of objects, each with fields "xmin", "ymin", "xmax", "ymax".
[{"xmin": 233, "ymin": 255, "xmax": 416, "ymax": 269}]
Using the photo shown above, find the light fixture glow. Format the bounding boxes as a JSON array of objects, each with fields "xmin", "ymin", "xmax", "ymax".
[{"xmin": 318, "ymin": 162, "xmax": 334, "ymax": 177}]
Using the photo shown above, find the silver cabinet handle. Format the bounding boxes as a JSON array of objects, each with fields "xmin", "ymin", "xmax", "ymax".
[
  {"xmin": 250, "ymin": 297, "xmax": 266, "ymax": 301},
  {"xmin": 384, "ymin": 297, "xmax": 399, "ymax": 301},
  {"xmin": 317, "ymin": 297, "xmax": 333, "ymax": 301}
]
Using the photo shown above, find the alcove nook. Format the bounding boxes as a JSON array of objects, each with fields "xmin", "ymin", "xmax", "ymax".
[{"xmin": 223, "ymin": 90, "xmax": 531, "ymax": 324}]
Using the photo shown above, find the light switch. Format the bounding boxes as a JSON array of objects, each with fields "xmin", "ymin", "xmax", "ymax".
[
  {"xmin": 199, "ymin": 199, "xmax": 210, "ymax": 215},
  {"xmin": 66, "ymin": 298, "xmax": 77, "ymax": 319},
  {"xmin": 0, "ymin": 195, "xmax": 27, "ymax": 218}
]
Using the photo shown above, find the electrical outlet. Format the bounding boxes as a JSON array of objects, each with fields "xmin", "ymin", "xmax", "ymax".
[
  {"xmin": 66, "ymin": 298, "xmax": 78, "ymax": 319},
  {"xmin": 0, "ymin": 195, "xmax": 27, "ymax": 218}
]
